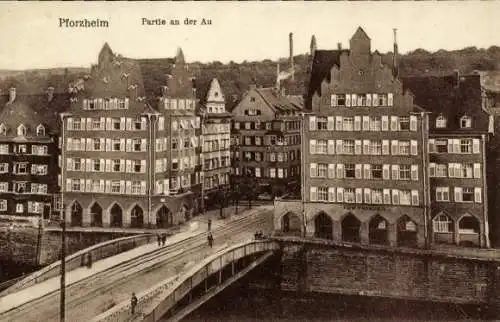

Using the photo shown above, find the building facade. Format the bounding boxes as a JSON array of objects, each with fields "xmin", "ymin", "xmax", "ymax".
[
  {"xmin": 231, "ymin": 86, "xmax": 303, "ymax": 198},
  {"xmin": 0, "ymin": 87, "xmax": 63, "ymax": 224}
]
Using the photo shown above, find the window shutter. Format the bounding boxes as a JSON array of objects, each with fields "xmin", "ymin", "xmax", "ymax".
[
  {"xmin": 473, "ymin": 139, "xmax": 480, "ymax": 154},
  {"xmin": 327, "ymin": 140, "xmax": 335, "ymax": 155},
  {"xmin": 105, "ymin": 159, "xmax": 111, "ymax": 172},
  {"xmin": 99, "ymin": 117, "xmax": 105, "ymax": 131},
  {"xmin": 126, "ymin": 118, "xmax": 132, "ymax": 130},
  {"xmin": 381, "ymin": 116, "xmax": 389, "ymax": 131},
  {"xmin": 354, "ymin": 116, "xmax": 361, "ymax": 131},
  {"xmin": 67, "ymin": 158, "xmax": 73, "ymax": 171},
  {"xmin": 383, "ymin": 189, "xmax": 391, "ymax": 204},
  {"xmin": 309, "ymin": 116, "xmax": 316, "ymax": 131},
  {"xmin": 141, "ymin": 160, "xmax": 146, "ymax": 173},
  {"xmin": 125, "ymin": 181, "xmax": 132, "ymax": 194},
  {"xmin": 355, "ymin": 164, "xmax": 362, "ymax": 179},
  {"xmin": 331, "ymin": 94, "xmax": 337, "ymax": 107},
  {"xmin": 474, "ymin": 187, "xmax": 482, "ymax": 203},
  {"xmin": 310, "ymin": 163, "xmax": 317, "ymax": 177},
  {"xmin": 85, "ymin": 179, "xmax": 91, "ymax": 192},
  {"xmin": 66, "ymin": 179, "xmax": 72, "ymax": 192},
  {"xmin": 85, "ymin": 138, "xmax": 91, "ymax": 151},
  {"xmin": 106, "ymin": 139, "xmax": 111, "ymax": 151},
  {"xmin": 81, "ymin": 159, "xmax": 86, "ymax": 171},
  {"xmin": 411, "ymin": 165, "xmax": 419, "ymax": 180},
  {"xmin": 310, "ymin": 187, "xmax": 318, "ymax": 201},
  {"xmin": 126, "ymin": 160, "xmax": 132, "ymax": 173},
  {"xmin": 362, "ymin": 116, "xmax": 370, "ymax": 131},
  {"xmin": 337, "ymin": 187, "xmax": 344, "ymax": 202},
  {"xmin": 106, "ymin": 117, "xmax": 112, "ymax": 130},
  {"xmin": 388, "ymin": 93, "xmax": 394, "ymax": 106},
  {"xmin": 140, "ymin": 181, "xmax": 146, "ymax": 194},
  {"xmin": 104, "ymin": 180, "xmax": 110, "ymax": 193},
  {"xmin": 410, "ymin": 140, "xmax": 418, "ymax": 155},
  {"xmin": 125, "ymin": 139, "xmax": 132, "ymax": 152},
  {"xmin": 85, "ymin": 158, "xmax": 91, "ymax": 171},
  {"xmin": 390, "ymin": 116, "xmax": 398, "ymax": 131},
  {"xmin": 336, "ymin": 140, "xmax": 343, "ymax": 154},
  {"xmin": 383, "ymin": 164, "xmax": 390, "ymax": 180},
  {"xmin": 328, "ymin": 164, "xmax": 335, "ymax": 178},
  {"xmin": 141, "ymin": 117, "xmax": 147, "ymax": 130},
  {"xmin": 411, "ymin": 190, "xmax": 419, "ymax": 205},
  {"xmin": 328, "ymin": 187, "xmax": 336, "ymax": 202},
  {"xmin": 119, "ymin": 180, "xmax": 125, "ymax": 194},
  {"xmin": 454, "ymin": 187, "xmax": 463, "ymax": 202},
  {"xmin": 335, "ymin": 116, "xmax": 343, "ymax": 130},
  {"xmin": 351, "ymin": 94, "xmax": 358, "ymax": 106},
  {"xmin": 473, "ymin": 163, "xmax": 481, "ymax": 179},
  {"xmin": 391, "ymin": 140, "xmax": 398, "ymax": 155},
  {"xmin": 355, "ymin": 140, "xmax": 362, "ymax": 155},
  {"xmin": 119, "ymin": 117, "xmax": 125, "ymax": 130},
  {"xmin": 345, "ymin": 94, "xmax": 351, "ymax": 107},
  {"xmin": 382, "ymin": 140, "xmax": 389, "ymax": 155},
  {"xmin": 120, "ymin": 138, "xmax": 126, "ymax": 152},
  {"xmin": 363, "ymin": 140, "xmax": 370, "ymax": 155},
  {"xmin": 119, "ymin": 159, "xmax": 125, "ymax": 172},
  {"xmin": 355, "ymin": 188, "xmax": 363, "ymax": 203},
  {"xmin": 372, "ymin": 94, "xmax": 379, "ymax": 107},
  {"xmin": 446, "ymin": 139, "xmax": 453, "ymax": 153},
  {"xmin": 428, "ymin": 139, "xmax": 436, "ymax": 153},
  {"xmin": 364, "ymin": 188, "xmax": 371, "ymax": 204},
  {"xmin": 141, "ymin": 139, "xmax": 147, "ymax": 151},
  {"xmin": 392, "ymin": 164, "xmax": 400, "ymax": 180},
  {"xmin": 410, "ymin": 115, "xmax": 418, "ymax": 131},
  {"xmin": 67, "ymin": 118, "xmax": 73, "ymax": 131},
  {"xmin": 392, "ymin": 190, "xmax": 399, "ymax": 205},
  {"xmin": 364, "ymin": 164, "xmax": 371, "ymax": 179},
  {"xmin": 336, "ymin": 164, "xmax": 344, "ymax": 179},
  {"xmin": 429, "ymin": 163, "xmax": 436, "ymax": 177},
  {"xmin": 99, "ymin": 159, "xmax": 105, "ymax": 172},
  {"xmin": 85, "ymin": 118, "xmax": 91, "ymax": 130},
  {"xmin": 448, "ymin": 163, "xmax": 454, "ymax": 178},
  {"xmin": 453, "ymin": 139, "xmax": 460, "ymax": 154},
  {"xmin": 309, "ymin": 139, "xmax": 317, "ymax": 154},
  {"xmin": 325, "ymin": 116, "xmax": 333, "ymax": 131},
  {"xmin": 31, "ymin": 165, "xmax": 37, "ymax": 175},
  {"xmin": 67, "ymin": 138, "xmax": 73, "ymax": 151}
]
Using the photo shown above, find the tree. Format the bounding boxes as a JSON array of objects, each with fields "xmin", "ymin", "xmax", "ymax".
[{"xmin": 240, "ymin": 171, "xmax": 258, "ymax": 209}]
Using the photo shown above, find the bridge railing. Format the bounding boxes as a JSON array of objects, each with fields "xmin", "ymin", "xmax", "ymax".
[
  {"xmin": 0, "ymin": 233, "xmax": 156, "ymax": 297},
  {"xmin": 91, "ymin": 240, "xmax": 279, "ymax": 322}
]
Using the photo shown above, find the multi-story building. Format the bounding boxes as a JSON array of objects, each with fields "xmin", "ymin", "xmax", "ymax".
[
  {"xmin": 0, "ymin": 86, "xmax": 65, "ymax": 223},
  {"xmin": 403, "ymin": 73, "xmax": 491, "ymax": 247},
  {"xmin": 300, "ymin": 27, "xmax": 430, "ymax": 247},
  {"xmin": 195, "ymin": 78, "xmax": 231, "ymax": 209},
  {"xmin": 62, "ymin": 43, "xmax": 200, "ymax": 228},
  {"xmin": 231, "ymin": 85, "xmax": 303, "ymax": 197}
]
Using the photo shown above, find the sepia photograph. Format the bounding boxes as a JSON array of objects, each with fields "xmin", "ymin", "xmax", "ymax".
[{"xmin": 0, "ymin": 1, "xmax": 500, "ymax": 321}]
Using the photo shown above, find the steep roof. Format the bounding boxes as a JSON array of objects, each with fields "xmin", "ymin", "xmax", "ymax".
[
  {"xmin": 351, "ymin": 27, "xmax": 371, "ymax": 41},
  {"xmin": 255, "ymin": 87, "xmax": 303, "ymax": 113},
  {"xmin": 306, "ymin": 50, "xmax": 342, "ymax": 110},
  {"xmin": 402, "ymin": 74, "xmax": 489, "ymax": 133}
]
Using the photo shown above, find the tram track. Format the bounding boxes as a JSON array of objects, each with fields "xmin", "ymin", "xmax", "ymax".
[{"xmin": 0, "ymin": 209, "xmax": 270, "ymax": 322}]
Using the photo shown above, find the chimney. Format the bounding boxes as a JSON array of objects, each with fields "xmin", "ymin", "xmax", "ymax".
[
  {"xmin": 9, "ymin": 87, "xmax": 16, "ymax": 103},
  {"xmin": 310, "ymin": 35, "xmax": 317, "ymax": 56},
  {"xmin": 47, "ymin": 86, "xmax": 55, "ymax": 102},
  {"xmin": 276, "ymin": 63, "xmax": 281, "ymax": 90},
  {"xmin": 337, "ymin": 42, "xmax": 342, "ymax": 51},
  {"xmin": 289, "ymin": 32, "xmax": 295, "ymax": 81},
  {"xmin": 454, "ymin": 69, "xmax": 460, "ymax": 87},
  {"xmin": 393, "ymin": 28, "xmax": 399, "ymax": 78}
]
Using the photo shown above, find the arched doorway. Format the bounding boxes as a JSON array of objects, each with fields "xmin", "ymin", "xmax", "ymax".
[
  {"xmin": 70, "ymin": 202, "xmax": 83, "ymax": 227},
  {"xmin": 369, "ymin": 214, "xmax": 388, "ymax": 245},
  {"xmin": 156, "ymin": 205, "xmax": 173, "ymax": 229},
  {"xmin": 90, "ymin": 202, "xmax": 103, "ymax": 227},
  {"xmin": 341, "ymin": 213, "xmax": 361, "ymax": 243},
  {"xmin": 130, "ymin": 205, "xmax": 144, "ymax": 228},
  {"xmin": 110, "ymin": 203, "xmax": 123, "ymax": 228},
  {"xmin": 281, "ymin": 212, "xmax": 301, "ymax": 236},
  {"xmin": 397, "ymin": 215, "xmax": 418, "ymax": 247},
  {"xmin": 432, "ymin": 213, "xmax": 454, "ymax": 244},
  {"xmin": 458, "ymin": 214, "xmax": 480, "ymax": 247},
  {"xmin": 314, "ymin": 212, "xmax": 333, "ymax": 240}
]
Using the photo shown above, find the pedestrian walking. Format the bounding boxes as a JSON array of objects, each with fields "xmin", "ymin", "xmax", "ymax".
[
  {"xmin": 161, "ymin": 233, "xmax": 167, "ymax": 246},
  {"xmin": 156, "ymin": 233, "xmax": 161, "ymax": 247},
  {"xmin": 208, "ymin": 218, "xmax": 212, "ymax": 231},
  {"xmin": 207, "ymin": 232, "xmax": 214, "ymax": 248},
  {"xmin": 130, "ymin": 292, "xmax": 138, "ymax": 314},
  {"xmin": 86, "ymin": 252, "xmax": 93, "ymax": 268}
]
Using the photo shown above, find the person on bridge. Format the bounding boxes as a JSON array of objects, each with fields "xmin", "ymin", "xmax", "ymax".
[
  {"xmin": 161, "ymin": 233, "xmax": 167, "ymax": 246},
  {"xmin": 207, "ymin": 232, "xmax": 214, "ymax": 248},
  {"xmin": 131, "ymin": 292, "xmax": 138, "ymax": 314},
  {"xmin": 156, "ymin": 233, "xmax": 161, "ymax": 247}
]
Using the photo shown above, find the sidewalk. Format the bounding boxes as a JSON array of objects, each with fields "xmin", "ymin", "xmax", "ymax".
[{"xmin": 0, "ymin": 205, "xmax": 266, "ymax": 314}]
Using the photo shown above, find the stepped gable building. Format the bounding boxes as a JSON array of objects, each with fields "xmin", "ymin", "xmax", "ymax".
[
  {"xmin": 231, "ymin": 85, "xmax": 303, "ymax": 197},
  {"xmin": 0, "ymin": 85, "xmax": 67, "ymax": 223},
  {"xmin": 194, "ymin": 78, "xmax": 231, "ymax": 209},
  {"xmin": 61, "ymin": 43, "xmax": 199, "ymax": 229},
  {"xmin": 403, "ymin": 73, "xmax": 491, "ymax": 247},
  {"xmin": 282, "ymin": 27, "xmax": 431, "ymax": 247}
]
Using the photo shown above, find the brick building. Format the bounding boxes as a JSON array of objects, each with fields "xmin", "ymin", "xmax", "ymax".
[
  {"xmin": 61, "ymin": 44, "xmax": 200, "ymax": 228},
  {"xmin": 231, "ymin": 86, "xmax": 303, "ymax": 197},
  {"xmin": 0, "ymin": 86, "xmax": 65, "ymax": 223},
  {"xmin": 403, "ymin": 73, "xmax": 491, "ymax": 247}
]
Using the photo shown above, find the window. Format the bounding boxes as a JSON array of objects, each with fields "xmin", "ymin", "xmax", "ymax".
[
  {"xmin": 184, "ymin": 139, "xmax": 190, "ymax": 149},
  {"xmin": 463, "ymin": 187, "xmax": 474, "ymax": 202},
  {"xmin": 436, "ymin": 115, "xmax": 447, "ymax": 128},
  {"xmin": 398, "ymin": 117, "xmax": 410, "ymax": 130},
  {"xmin": 134, "ymin": 160, "xmax": 142, "ymax": 173},
  {"xmin": 370, "ymin": 141, "xmax": 382, "ymax": 155},
  {"xmin": 134, "ymin": 118, "xmax": 142, "ymax": 130},
  {"xmin": 93, "ymin": 159, "xmax": 101, "ymax": 172},
  {"xmin": 92, "ymin": 119, "xmax": 101, "ymax": 130},
  {"xmin": 245, "ymin": 137, "xmax": 251, "ymax": 145},
  {"xmin": 460, "ymin": 116, "xmax": 472, "ymax": 128},
  {"xmin": 377, "ymin": 94, "xmax": 388, "ymax": 106},
  {"xmin": 343, "ymin": 117, "xmax": 354, "ymax": 131},
  {"xmin": 172, "ymin": 138, "xmax": 178, "ymax": 150},
  {"xmin": 112, "ymin": 139, "xmax": 121, "ymax": 151},
  {"xmin": 17, "ymin": 144, "xmax": 27, "ymax": 154},
  {"xmin": 399, "ymin": 190, "xmax": 411, "ymax": 205},
  {"xmin": 113, "ymin": 159, "xmax": 120, "ymax": 172},
  {"xmin": 0, "ymin": 163, "xmax": 7, "ymax": 173},
  {"xmin": 36, "ymin": 125, "xmax": 45, "ymax": 136},
  {"xmin": 111, "ymin": 180, "xmax": 120, "ymax": 193},
  {"xmin": 0, "ymin": 182, "xmax": 8, "ymax": 192},
  {"xmin": 459, "ymin": 164, "xmax": 473, "ymax": 178},
  {"xmin": 317, "ymin": 117, "xmax": 328, "ymax": 130},
  {"xmin": 132, "ymin": 181, "xmax": 141, "ymax": 194},
  {"xmin": 112, "ymin": 118, "xmax": 121, "ymax": 130},
  {"xmin": 0, "ymin": 200, "xmax": 6, "ymax": 211},
  {"xmin": 399, "ymin": 165, "xmax": 411, "ymax": 180},
  {"xmin": 16, "ymin": 203, "xmax": 24, "ymax": 213},
  {"xmin": 133, "ymin": 139, "xmax": 141, "ymax": 152},
  {"xmin": 370, "ymin": 116, "xmax": 381, "ymax": 131},
  {"xmin": 343, "ymin": 140, "xmax": 354, "ymax": 154},
  {"xmin": 460, "ymin": 139, "xmax": 472, "ymax": 153},
  {"xmin": 317, "ymin": 164, "xmax": 327, "ymax": 178},
  {"xmin": 436, "ymin": 187, "xmax": 449, "ymax": 202},
  {"xmin": 172, "ymin": 159, "xmax": 178, "ymax": 170},
  {"xmin": 316, "ymin": 140, "xmax": 327, "ymax": 154},
  {"xmin": 436, "ymin": 164, "xmax": 447, "ymax": 177},
  {"xmin": 372, "ymin": 165, "xmax": 382, "ymax": 179},
  {"xmin": 317, "ymin": 187, "xmax": 328, "ymax": 201},
  {"xmin": 433, "ymin": 214, "xmax": 453, "ymax": 233},
  {"xmin": 14, "ymin": 163, "xmax": 28, "ymax": 174},
  {"xmin": 278, "ymin": 168, "xmax": 284, "ymax": 178},
  {"xmin": 399, "ymin": 141, "xmax": 410, "ymax": 155},
  {"xmin": 345, "ymin": 164, "xmax": 355, "ymax": 178},
  {"xmin": 73, "ymin": 158, "xmax": 82, "ymax": 171},
  {"xmin": 0, "ymin": 144, "xmax": 8, "ymax": 154},
  {"xmin": 72, "ymin": 179, "xmax": 81, "ymax": 191},
  {"xmin": 255, "ymin": 168, "xmax": 261, "ymax": 178},
  {"xmin": 371, "ymin": 189, "xmax": 383, "ymax": 204},
  {"xmin": 32, "ymin": 145, "xmax": 48, "ymax": 155},
  {"xmin": 436, "ymin": 139, "xmax": 448, "ymax": 153},
  {"xmin": 245, "ymin": 122, "xmax": 251, "ymax": 130},
  {"xmin": 337, "ymin": 94, "xmax": 346, "ymax": 106},
  {"xmin": 92, "ymin": 180, "xmax": 100, "ymax": 192},
  {"xmin": 72, "ymin": 118, "xmax": 81, "ymax": 130},
  {"xmin": 344, "ymin": 188, "xmax": 355, "ymax": 203},
  {"xmin": 270, "ymin": 168, "xmax": 276, "ymax": 178},
  {"xmin": 255, "ymin": 137, "xmax": 261, "ymax": 146},
  {"xmin": 93, "ymin": 139, "xmax": 101, "ymax": 151}
]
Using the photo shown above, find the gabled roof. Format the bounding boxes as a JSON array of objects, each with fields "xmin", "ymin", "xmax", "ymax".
[
  {"xmin": 254, "ymin": 87, "xmax": 303, "ymax": 113},
  {"xmin": 351, "ymin": 27, "xmax": 371, "ymax": 41},
  {"xmin": 306, "ymin": 50, "xmax": 342, "ymax": 110},
  {"xmin": 402, "ymin": 74, "xmax": 489, "ymax": 133}
]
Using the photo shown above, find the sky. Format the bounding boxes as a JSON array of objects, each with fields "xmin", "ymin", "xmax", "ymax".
[{"xmin": 0, "ymin": 2, "xmax": 499, "ymax": 70}]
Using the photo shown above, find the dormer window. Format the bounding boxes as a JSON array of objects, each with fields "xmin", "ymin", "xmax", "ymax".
[
  {"xmin": 460, "ymin": 115, "xmax": 472, "ymax": 129},
  {"xmin": 0, "ymin": 124, "xmax": 6, "ymax": 135},
  {"xmin": 436, "ymin": 115, "xmax": 447, "ymax": 128},
  {"xmin": 17, "ymin": 124, "xmax": 26, "ymax": 137},
  {"xmin": 36, "ymin": 124, "xmax": 45, "ymax": 136}
]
